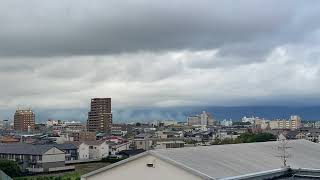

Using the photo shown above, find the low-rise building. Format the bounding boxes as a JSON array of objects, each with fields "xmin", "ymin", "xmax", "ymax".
[
  {"xmin": 72, "ymin": 131, "xmax": 96, "ymax": 142},
  {"xmin": 109, "ymin": 142, "xmax": 131, "ymax": 155},
  {"xmin": 74, "ymin": 140, "xmax": 109, "ymax": 160},
  {"xmin": 132, "ymin": 139, "xmax": 153, "ymax": 150},
  {"xmin": 154, "ymin": 141, "xmax": 185, "ymax": 149},
  {"xmin": 0, "ymin": 144, "xmax": 74, "ymax": 173},
  {"xmin": 54, "ymin": 143, "xmax": 78, "ymax": 161}
]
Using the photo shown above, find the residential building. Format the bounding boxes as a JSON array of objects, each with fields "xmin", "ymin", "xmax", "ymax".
[
  {"xmin": 241, "ymin": 116, "xmax": 257, "ymax": 124},
  {"xmin": 187, "ymin": 111, "xmax": 215, "ymax": 126},
  {"xmin": 154, "ymin": 141, "xmax": 185, "ymax": 149},
  {"xmin": 74, "ymin": 140, "xmax": 109, "ymax": 160},
  {"xmin": 0, "ymin": 144, "xmax": 74, "ymax": 173},
  {"xmin": 132, "ymin": 139, "xmax": 153, "ymax": 150},
  {"xmin": 53, "ymin": 143, "xmax": 78, "ymax": 161},
  {"xmin": 1, "ymin": 119, "xmax": 10, "ymax": 129},
  {"xmin": 14, "ymin": 109, "xmax": 35, "ymax": 132},
  {"xmin": 220, "ymin": 119, "xmax": 233, "ymax": 127},
  {"xmin": 161, "ymin": 120, "xmax": 178, "ymax": 126},
  {"xmin": 48, "ymin": 133, "xmax": 74, "ymax": 144},
  {"xmin": 290, "ymin": 115, "xmax": 302, "ymax": 129},
  {"xmin": 65, "ymin": 122, "xmax": 86, "ymax": 132},
  {"xmin": 87, "ymin": 98, "xmax": 113, "ymax": 133},
  {"xmin": 187, "ymin": 115, "xmax": 200, "ymax": 126},
  {"xmin": 270, "ymin": 116, "xmax": 302, "ymax": 130},
  {"xmin": 81, "ymin": 140, "xmax": 320, "ymax": 180},
  {"xmin": 72, "ymin": 131, "xmax": 96, "ymax": 141},
  {"xmin": 109, "ymin": 141, "xmax": 131, "ymax": 155}
]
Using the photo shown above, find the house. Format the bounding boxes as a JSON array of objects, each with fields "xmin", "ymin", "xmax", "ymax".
[
  {"xmin": 132, "ymin": 139, "xmax": 153, "ymax": 150},
  {"xmin": 0, "ymin": 144, "xmax": 74, "ymax": 173},
  {"xmin": 81, "ymin": 140, "xmax": 320, "ymax": 180},
  {"xmin": 109, "ymin": 141, "xmax": 131, "ymax": 155},
  {"xmin": 53, "ymin": 143, "xmax": 78, "ymax": 161},
  {"xmin": 75, "ymin": 140, "xmax": 109, "ymax": 160}
]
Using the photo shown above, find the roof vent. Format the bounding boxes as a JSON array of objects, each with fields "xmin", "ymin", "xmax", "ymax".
[{"xmin": 146, "ymin": 159, "xmax": 156, "ymax": 168}]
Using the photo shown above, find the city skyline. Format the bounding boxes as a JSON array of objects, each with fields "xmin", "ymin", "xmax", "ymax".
[{"xmin": 2, "ymin": 105, "xmax": 320, "ymax": 123}]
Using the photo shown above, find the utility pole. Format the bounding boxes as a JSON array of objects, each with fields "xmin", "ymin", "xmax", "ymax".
[{"xmin": 277, "ymin": 137, "xmax": 291, "ymax": 167}]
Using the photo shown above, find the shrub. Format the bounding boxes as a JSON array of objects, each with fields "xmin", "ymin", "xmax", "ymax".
[{"xmin": 0, "ymin": 159, "xmax": 22, "ymax": 177}]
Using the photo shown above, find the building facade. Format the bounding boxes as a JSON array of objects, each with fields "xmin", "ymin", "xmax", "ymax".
[
  {"xmin": 77, "ymin": 141, "xmax": 109, "ymax": 160},
  {"xmin": 87, "ymin": 98, "xmax": 113, "ymax": 133},
  {"xmin": 14, "ymin": 109, "xmax": 35, "ymax": 132},
  {"xmin": 270, "ymin": 116, "xmax": 302, "ymax": 130},
  {"xmin": 187, "ymin": 111, "xmax": 215, "ymax": 126},
  {"xmin": 72, "ymin": 131, "xmax": 96, "ymax": 141}
]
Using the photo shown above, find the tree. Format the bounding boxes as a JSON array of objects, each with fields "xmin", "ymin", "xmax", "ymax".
[{"xmin": 0, "ymin": 160, "xmax": 21, "ymax": 177}]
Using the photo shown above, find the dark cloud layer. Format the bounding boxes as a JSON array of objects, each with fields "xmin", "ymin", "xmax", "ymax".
[{"xmin": 0, "ymin": 0, "xmax": 319, "ymax": 58}]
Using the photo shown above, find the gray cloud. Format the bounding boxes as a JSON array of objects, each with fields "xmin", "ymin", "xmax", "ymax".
[
  {"xmin": 0, "ymin": 0, "xmax": 319, "ymax": 58},
  {"xmin": 1, "ymin": 1, "xmax": 320, "ymax": 121}
]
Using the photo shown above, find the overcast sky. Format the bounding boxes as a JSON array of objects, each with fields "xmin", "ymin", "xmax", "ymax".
[{"xmin": 1, "ymin": 0, "xmax": 320, "ymax": 121}]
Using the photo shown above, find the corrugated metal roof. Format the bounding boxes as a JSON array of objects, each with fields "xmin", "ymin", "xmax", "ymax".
[{"xmin": 152, "ymin": 140, "xmax": 320, "ymax": 179}]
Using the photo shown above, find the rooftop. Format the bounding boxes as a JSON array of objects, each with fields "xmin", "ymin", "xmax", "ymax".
[
  {"xmin": 0, "ymin": 144, "xmax": 62, "ymax": 155},
  {"xmin": 82, "ymin": 140, "xmax": 320, "ymax": 180},
  {"xmin": 152, "ymin": 140, "xmax": 320, "ymax": 179}
]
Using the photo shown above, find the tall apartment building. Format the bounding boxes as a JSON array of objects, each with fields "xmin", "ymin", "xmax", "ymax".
[
  {"xmin": 290, "ymin": 115, "xmax": 302, "ymax": 129},
  {"xmin": 13, "ymin": 109, "xmax": 35, "ymax": 132},
  {"xmin": 87, "ymin": 98, "xmax": 113, "ymax": 133},
  {"xmin": 187, "ymin": 111, "xmax": 215, "ymax": 126}
]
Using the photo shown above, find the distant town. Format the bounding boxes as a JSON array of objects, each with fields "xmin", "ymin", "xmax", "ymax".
[{"xmin": 1, "ymin": 97, "xmax": 320, "ymax": 180}]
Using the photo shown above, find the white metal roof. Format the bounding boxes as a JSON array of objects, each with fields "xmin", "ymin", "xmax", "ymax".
[
  {"xmin": 82, "ymin": 140, "xmax": 320, "ymax": 180},
  {"xmin": 152, "ymin": 140, "xmax": 320, "ymax": 179}
]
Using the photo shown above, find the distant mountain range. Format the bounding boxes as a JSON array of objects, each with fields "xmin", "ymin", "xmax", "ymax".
[{"xmin": 2, "ymin": 106, "xmax": 318, "ymax": 123}]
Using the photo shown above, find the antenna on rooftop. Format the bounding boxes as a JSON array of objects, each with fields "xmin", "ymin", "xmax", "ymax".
[{"xmin": 276, "ymin": 136, "xmax": 291, "ymax": 167}]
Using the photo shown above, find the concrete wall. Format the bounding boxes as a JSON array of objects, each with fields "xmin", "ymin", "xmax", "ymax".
[
  {"xmin": 133, "ymin": 139, "xmax": 152, "ymax": 150},
  {"xmin": 84, "ymin": 155, "xmax": 203, "ymax": 180},
  {"xmin": 99, "ymin": 143, "xmax": 109, "ymax": 158},
  {"xmin": 42, "ymin": 161, "xmax": 65, "ymax": 172},
  {"xmin": 43, "ymin": 147, "xmax": 65, "ymax": 163},
  {"xmin": 79, "ymin": 143, "xmax": 90, "ymax": 160}
]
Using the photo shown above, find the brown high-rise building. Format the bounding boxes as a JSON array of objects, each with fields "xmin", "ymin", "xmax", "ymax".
[
  {"xmin": 87, "ymin": 98, "xmax": 112, "ymax": 133},
  {"xmin": 14, "ymin": 109, "xmax": 35, "ymax": 132}
]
